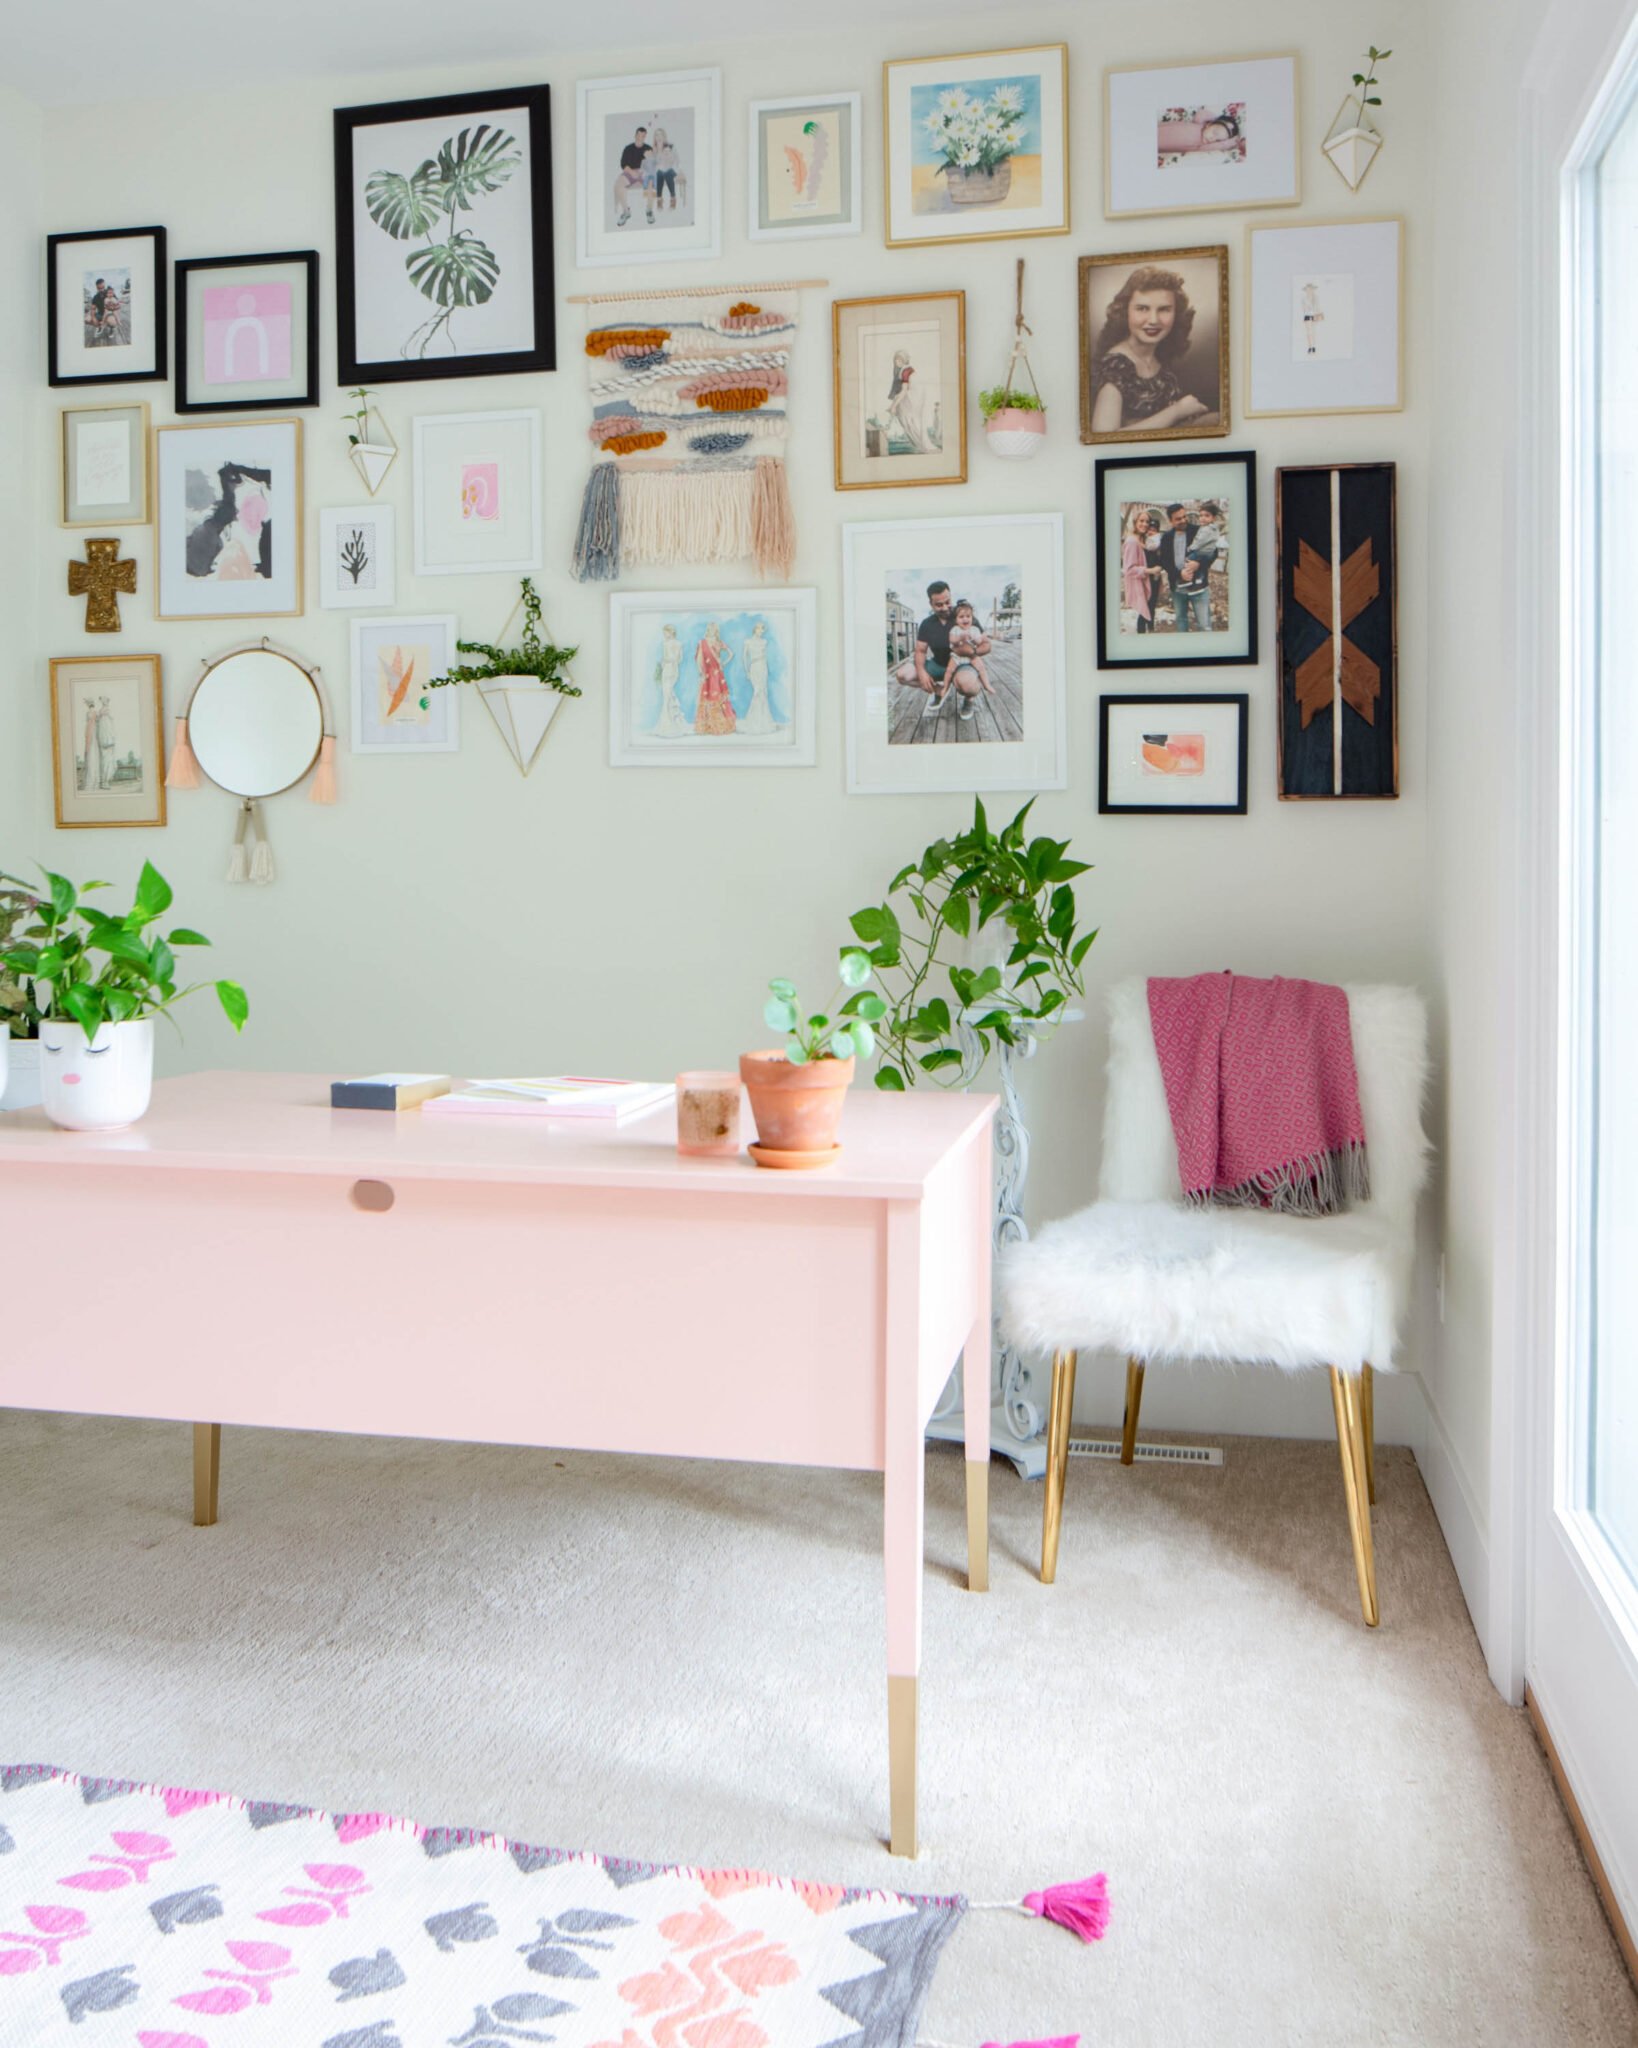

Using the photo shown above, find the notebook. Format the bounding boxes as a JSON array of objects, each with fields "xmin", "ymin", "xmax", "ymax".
[{"xmin": 422, "ymin": 1076, "xmax": 675, "ymax": 1122}]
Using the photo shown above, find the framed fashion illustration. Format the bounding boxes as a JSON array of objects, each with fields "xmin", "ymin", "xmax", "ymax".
[
  {"xmin": 608, "ymin": 589, "xmax": 817, "ymax": 768},
  {"xmin": 49, "ymin": 654, "xmax": 166, "ymax": 829},
  {"xmin": 154, "ymin": 417, "xmax": 303, "ymax": 621},
  {"xmin": 1104, "ymin": 54, "xmax": 1300, "ymax": 218},
  {"xmin": 832, "ymin": 292, "xmax": 966, "ymax": 490},
  {"xmin": 1246, "ymin": 217, "xmax": 1403, "ymax": 417},
  {"xmin": 1080, "ymin": 246, "xmax": 1229, "ymax": 445},
  {"xmin": 1094, "ymin": 449, "xmax": 1257, "ymax": 668}
]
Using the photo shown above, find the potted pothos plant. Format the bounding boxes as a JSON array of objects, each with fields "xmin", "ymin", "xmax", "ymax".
[
  {"xmin": 428, "ymin": 578, "xmax": 579, "ymax": 776},
  {"xmin": 0, "ymin": 874, "xmax": 45, "ymax": 1111},
  {"xmin": 0, "ymin": 863, "xmax": 248, "ymax": 1132},
  {"xmin": 741, "ymin": 950, "xmax": 883, "ymax": 1167}
]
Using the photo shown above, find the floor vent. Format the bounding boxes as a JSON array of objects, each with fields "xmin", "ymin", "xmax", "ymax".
[{"xmin": 1067, "ymin": 1436, "xmax": 1224, "ymax": 1468}]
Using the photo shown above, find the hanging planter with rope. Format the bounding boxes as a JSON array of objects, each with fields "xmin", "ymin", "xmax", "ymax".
[{"xmin": 980, "ymin": 258, "xmax": 1047, "ymax": 461}]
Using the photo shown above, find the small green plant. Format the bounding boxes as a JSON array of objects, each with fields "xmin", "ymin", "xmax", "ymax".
[
  {"xmin": 0, "ymin": 875, "xmax": 43, "ymax": 1037},
  {"xmin": 341, "ymin": 387, "xmax": 376, "ymax": 448},
  {"xmin": 1350, "ymin": 46, "xmax": 1391, "ymax": 112},
  {"xmin": 0, "ymin": 862, "xmax": 248, "ymax": 1040},
  {"xmin": 428, "ymin": 579, "xmax": 581, "ymax": 694},
  {"xmin": 763, "ymin": 950, "xmax": 884, "ymax": 1065},
  {"xmin": 979, "ymin": 386, "xmax": 1045, "ymax": 419}
]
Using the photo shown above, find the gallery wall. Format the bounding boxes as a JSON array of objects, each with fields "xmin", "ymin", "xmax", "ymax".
[{"xmin": 10, "ymin": 0, "xmax": 1439, "ymax": 1449}]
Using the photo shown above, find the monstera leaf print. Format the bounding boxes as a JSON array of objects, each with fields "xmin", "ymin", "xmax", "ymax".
[
  {"xmin": 435, "ymin": 126, "xmax": 522, "ymax": 211},
  {"xmin": 365, "ymin": 124, "xmax": 522, "ymax": 358},
  {"xmin": 364, "ymin": 160, "xmax": 444, "ymax": 241},
  {"xmin": 407, "ymin": 232, "xmax": 501, "ymax": 308}
]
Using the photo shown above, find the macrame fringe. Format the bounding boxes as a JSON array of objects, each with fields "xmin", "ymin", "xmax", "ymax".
[
  {"xmin": 751, "ymin": 456, "xmax": 795, "ymax": 580},
  {"xmin": 1187, "ymin": 1139, "xmax": 1371, "ymax": 1218},
  {"xmin": 616, "ymin": 467, "xmax": 758, "ymax": 572},
  {"xmin": 572, "ymin": 461, "xmax": 622, "ymax": 582},
  {"xmin": 308, "ymin": 734, "xmax": 338, "ymax": 805},
  {"xmin": 165, "ymin": 717, "xmax": 201, "ymax": 789},
  {"xmin": 226, "ymin": 800, "xmax": 275, "ymax": 886},
  {"xmin": 249, "ymin": 835, "xmax": 274, "ymax": 887}
]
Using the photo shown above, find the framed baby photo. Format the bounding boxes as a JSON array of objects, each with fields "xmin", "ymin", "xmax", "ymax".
[
  {"xmin": 748, "ymin": 91, "xmax": 862, "ymax": 241},
  {"xmin": 1080, "ymin": 246, "xmax": 1229, "ymax": 445},
  {"xmin": 608, "ymin": 588, "xmax": 817, "ymax": 768},
  {"xmin": 61, "ymin": 403, "xmax": 150, "ymax": 526},
  {"xmin": 1099, "ymin": 693, "xmax": 1248, "ymax": 815},
  {"xmin": 1094, "ymin": 450, "xmax": 1258, "ymax": 668},
  {"xmin": 412, "ymin": 410, "xmax": 541, "ymax": 577},
  {"xmin": 334, "ymin": 85, "xmax": 557, "ymax": 384},
  {"xmin": 350, "ymin": 614, "xmax": 461, "ymax": 754},
  {"xmin": 1104, "ymin": 54, "xmax": 1300, "ymax": 218},
  {"xmin": 154, "ymin": 417, "xmax": 303, "ymax": 621},
  {"xmin": 49, "ymin": 654, "xmax": 166, "ymax": 830},
  {"xmin": 1247, "ymin": 217, "xmax": 1404, "ymax": 417},
  {"xmin": 47, "ymin": 226, "xmax": 167, "ymax": 386},
  {"xmin": 833, "ymin": 291, "xmax": 966, "ymax": 491},
  {"xmin": 319, "ymin": 504, "xmax": 397, "ymax": 610},
  {"xmin": 883, "ymin": 43, "xmax": 1069, "ymax": 248},
  {"xmin": 174, "ymin": 251, "xmax": 318, "ymax": 413},
  {"xmin": 577, "ymin": 67, "xmax": 722, "ymax": 268}
]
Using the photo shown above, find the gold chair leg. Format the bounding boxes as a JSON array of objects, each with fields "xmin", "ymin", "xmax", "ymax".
[
  {"xmin": 1361, "ymin": 1362, "xmax": 1376, "ymax": 1505},
  {"xmin": 193, "ymin": 1423, "xmax": 220, "ymax": 1528},
  {"xmin": 888, "ymin": 1675, "xmax": 918, "ymax": 1858},
  {"xmin": 1329, "ymin": 1369, "xmax": 1379, "ymax": 1627},
  {"xmin": 1040, "ymin": 1349, "xmax": 1077, "ymax": 1585},
  {"xmin": 1120, "ymin": 1358, "xmax": 1146, "ymax": 1465}
]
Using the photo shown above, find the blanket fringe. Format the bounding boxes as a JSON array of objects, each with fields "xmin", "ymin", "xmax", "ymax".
[
  {"xmin": 1187, "ymin": 1139, "xmax": 1371, "ymax": 1217},
  {"xmin": 571, "ymin": 461, "xmax": 622, "ymax": 582}
]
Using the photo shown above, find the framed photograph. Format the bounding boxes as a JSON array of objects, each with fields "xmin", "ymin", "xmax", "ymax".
[
  {"xmin": 47, "ymin": 226, "xmax": 166, "ymax": 386},
  {"xmin": 334, "ymin": 85, "xmax": 556, "ymax": 385},
  {"xmin": 49, "ymin": 654, "xmax": 166, "ymax": 829},
  {"xmin": 319, "ymin": 504, "xmax": 396, "ymax": 610},
  {"xmin": 350, "ymin": 615, "xmax": 460, "ymax": 754},
  {"xmin": 175, "ymin": 250, "xmax": 318, "ymax": 412},
  {"xmin": 883, "ymin": 43, "xmax": 1069, "ymax": 248},
  {"xmin": 154, "ymin": 417, "xmax": 303, "ymax": 621},
  {"xmin": 1095, "ymin": 451, "xmax": 1257, "ymax": 668},
  {"xmin": 61, "ymin": 403, "xmax": 149, "ymax": 526},
  {"xmin": 843, "ymin": 512, "xmax": 1066, "ymax": 796},
  {"xmin": 577, "ymin": 67, "xmax": 721, "ymax": 268},
  {"xmin": 1276, "ymin": 462, "xmax": 1397, "ymax": 799},
  {"xmin": 1247, "ymin": 217, "xmax": 1404, "ymax": 417},
  {"xmin": 833, "ymin": 291, "xmax": 966, "ymax": 491},
  {"xmin": 1104, "ymin": 54, "xmax": 1300, "ymax": 218},
  {"xmin": 608, "ymin": 588, "xmax": 817, "ymax": 768},
  {"xmin": 1079, "ymin": 246, "xmax": 1229, "ymax": 444},
  {"xmin": 748, "ymin": 91, "xmax": 862, "ymax": 242},
  {"xmin": 1099, "ymin": 694, "xmax": 1248, "ymax": 815},
  {"xmin": 412, "ymin": 410, "xmax": 541, "ymax": 577}
]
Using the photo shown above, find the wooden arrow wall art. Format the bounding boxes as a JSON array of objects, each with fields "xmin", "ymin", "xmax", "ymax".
[{"xmin": 1276, "ymin": 462, "xmax": 1397, "ymax": 798}]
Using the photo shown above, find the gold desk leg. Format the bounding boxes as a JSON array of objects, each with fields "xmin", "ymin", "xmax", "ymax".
[
  {"xmin": 193, "ymin": 1424, "xmax": 220, "ymax": 1528},
  {"xmin": 1040, "ymin": 1348, "xmax": 1077, "ymax": 1585},
  {"xmin": 1329, "ymin": 1369, "xmax": 1379, "ymax": 1627},
  {"xmin": 1361, "ymin": 1362, "xmax": 1376, "ymax": 1505},
  {"xmin": 1120, "ymin": 1357, "xmax": 1146, "ymax": 1466},
  {"xmin": 888, "ymin": 1674, "xmax": 918, "ymax": 1858},
  {"xmin": 965, "ymin": 1459, "xmax": 989, "ymax": 1594}
]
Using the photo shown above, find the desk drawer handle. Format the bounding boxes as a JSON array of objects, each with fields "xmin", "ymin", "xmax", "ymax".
[{"xmin": 351, "ymin": 1179, "xmax": 395, "ymax": 1213}]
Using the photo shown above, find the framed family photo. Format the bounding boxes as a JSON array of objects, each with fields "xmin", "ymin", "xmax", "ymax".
[
  {"xmin": 1247, "ymin": 217, "xmax": 1404, "ymax": 417},
  {"xmin": 843, "ymin": 512, "xmax": 1065, "ymax": 796},
  {"xmin": 350, "ymin": 614, "xmax": 460, "ymax": 755},
  {"xmin": 154, "ymin": 417, "xmax": 303, "ymax": 621},
  {"xmin": 61, "ymin": 403, "xmax": 149, "ymax": 526},
  {"xmin": 175, "ymin": 251, "xmax": 318, "ymax": 413},
  {"xmin": 608, "ymin": 588, "xmax": 817, "ymax": 768},
  {"xmin": 748, "ymin": 91, "xmax": 861, "ymax": 241},
  {"xmin": 1080, "ymin": 246, "xmax": 1229, "ymax": 444},
  {"xmin": 319, "ymin": 504, "xmax": 396, "ymax": 610},
  {"xmin": 49, "ymin": 653, "xmax": 166, "ymax": 829},
  {"xmin": 1094, "ymin": 450, "xmax": 1258, "ymax": 668},
  {"xmin": 883, "ymin": 43, "xmax": 1069, "ymax": 248},
  {"xmin": 833, "ymin": 291, "xmax": 966, "ymax": 490},
  {"xmin": 1104, "ymin": 54, "xmax": 1300, "ymax": 218},
  {"xmin": 47, "ymin": 226, "xmax": 166, "ymax": 386},
  {"xmin": 412, "ymin": 410, "xmax": 541, "ymax": 577},
  {"xmin": 577, "ymin": 67, "xmax": 721, "ymax": 268},
  {"xmin": 1099, "ymin": 693, "xmax": 1248, "ymax": 815},
  {"xmin": 334, "ymin": 86, "xmax": 556, "ymax": 384}
]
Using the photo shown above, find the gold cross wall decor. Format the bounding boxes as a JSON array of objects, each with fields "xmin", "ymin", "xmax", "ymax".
[{"xmin": 68, "ymin": 537, "xmax": 137, "ymax": 634}]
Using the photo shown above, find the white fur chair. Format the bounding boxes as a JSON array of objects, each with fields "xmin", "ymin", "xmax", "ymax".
[{"xmin": 996, "ymin": 978, "xmax": 1429, "ymax": 1625}]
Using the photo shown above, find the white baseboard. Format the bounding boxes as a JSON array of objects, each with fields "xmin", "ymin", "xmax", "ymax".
[{"xmin": 1414, "ymin": 1386, "xmax": 1492, "ymax": 1651}]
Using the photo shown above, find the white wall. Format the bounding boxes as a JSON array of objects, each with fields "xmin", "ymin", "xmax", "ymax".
[
  {"xmin": 15, "ymin": 2, "xmax": 1439, "ymax": 1447},
  {"xmin": 1, "ymin": 84, "xmax": 42, "ymax": 854}
]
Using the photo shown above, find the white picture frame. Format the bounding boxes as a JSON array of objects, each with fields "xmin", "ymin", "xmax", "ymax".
[
  {"xmin": 1104, "ymin": 53, "xmax": 1300, "ymax": 219},
  {"xmin": 747, "ymin": 91, "xmax": 862, "ymax": 242},
  {"xmin": 412, "ymin": 410, "xmax": 541, "ymax": 577},
  {"xmin": 577, "ymin": 67, "xmax": 722, "ymax": 268},
  {"xmin": 349, "ymin": 614, "xmax": 461, "ymax": 755},
  {"xmin": 61, "ymin": 403, "xmax": 150, "ymax": 526},
  {"xmin": 843, "ymin": 512, "xmax": 1066, "ymax": 797},
  {"xmin": 1246, "ymin": 217, "xmax": 1404, "ymax": 417},
  {"xmin": 154, "ymin": 416, "xmax": 303, "ymax": 621},
  {"xmin": 319, "ymin": 504, "xmax": 397, "ymax": 610},
  {"xmin": 609, "ymin": 588, "xmax": 817, "ymax": 768}
]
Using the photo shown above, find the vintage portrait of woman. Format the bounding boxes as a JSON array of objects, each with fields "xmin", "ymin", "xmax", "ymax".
[{"xmin": 1079, "ymin": 247, "xmax": 1230, "ymax": 445}]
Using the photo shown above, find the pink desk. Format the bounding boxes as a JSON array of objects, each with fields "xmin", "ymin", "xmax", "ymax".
[{"xmin": 0, "ymin": 1072, "xmax": 995, "ymax": 1857}]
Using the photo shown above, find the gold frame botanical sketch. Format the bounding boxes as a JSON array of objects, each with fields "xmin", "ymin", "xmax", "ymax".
[
  {"xmin": 832, "ymin": 291, "xmax": 967, "ymax": 491},
  {"xmin": 49, "ymin": 652, "xmax": 166, "ymax": 830},
  {"xmin": 61, "ymin": 402, "xmax": 151, "ymax": 527},
  {"xmin": 1079, "ymin": 245, "xmax": 1230, "ymax": 446}
]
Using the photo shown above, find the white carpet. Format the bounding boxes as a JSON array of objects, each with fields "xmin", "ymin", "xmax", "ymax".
[{"xmin": 1, "ymin": 1411, "xmax": 1633, "ymax": 2046}]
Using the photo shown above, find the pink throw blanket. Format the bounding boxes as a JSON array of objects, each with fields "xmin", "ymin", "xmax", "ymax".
[{"xmin": 1147, "ymin": 973, "xmax": 1369, "ymax": 1214}]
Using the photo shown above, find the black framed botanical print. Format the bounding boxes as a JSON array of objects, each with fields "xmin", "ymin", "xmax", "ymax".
[
  {"xmin": 47, "ymin": 226, "xmax": 167, "ymax": 386},
  {"xmin": 334, "ymin": 85, "xmax": 556, "ymax": 384},
  {"xmin": 1094, "ymin": 449, "xmax": 1257, "ymax": 668},
  {"xmin": 1099, "ymin": 693, "xmax": 1248, "ymax": 814},
  {"xmin": 175, "ymin": 251, "xmax": 318, "ymax": 413}
]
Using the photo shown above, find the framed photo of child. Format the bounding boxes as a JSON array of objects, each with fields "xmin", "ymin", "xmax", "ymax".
[
  {"xmin": 1104, "ymin": 54, "xmax": 1300, "ymax": 219},
  {"xmin": 1094, "ymin": 450, "xmax": 1258, "ymax": 668}
]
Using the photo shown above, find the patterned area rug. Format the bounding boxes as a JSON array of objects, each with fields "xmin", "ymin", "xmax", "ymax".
[{"xmin": 0, "ymin": 1767, "xmax": 963, "ymax": 2046}]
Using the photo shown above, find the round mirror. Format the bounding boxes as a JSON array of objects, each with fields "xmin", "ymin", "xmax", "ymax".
[{"xmin": 188, "ymin": 648, "xmax": 323, "ymax": 799}]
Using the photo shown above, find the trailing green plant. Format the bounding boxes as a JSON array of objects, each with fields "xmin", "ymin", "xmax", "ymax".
[
  {"xmin": 1349, "ymin": 46, "xmax": 1391, "ymax": 113},
  {"xmin": 0, "ymin": 863, "xmax": 248, "ymax": 1041},
  {"xmin": 428, "ymin": 579, "xmax": 581, "ymax": 694},
  {"xmin": 979, "ymin": 386, "xmax": 1045, "ymax": 419},
  {"xmin": 762, "ymin": 949, "xmax": 884, "ymax": 1065},
  {"xmin": 0, "ymin": 875, "xmax": 43, "ymax": 1038},
  {"xmin": 364, "ymin": 124, "xmax": 523, "ymax": 359},
  {"xmin": 845, "ymin": 798, "xmax": 1094, "ymax": 1091}
]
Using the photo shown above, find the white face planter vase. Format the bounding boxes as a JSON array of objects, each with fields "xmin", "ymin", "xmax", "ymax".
[{"xmin": 39, "ymin": 1017, "xmax": 155, "ymax": 1131}]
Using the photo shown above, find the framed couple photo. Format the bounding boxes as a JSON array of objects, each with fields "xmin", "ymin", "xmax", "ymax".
[{"xmin": 1094, "ymin": 449, "xmax": 1258, "ymax": 669}]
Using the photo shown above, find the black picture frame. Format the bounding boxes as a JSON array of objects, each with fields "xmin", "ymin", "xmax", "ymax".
[
  {"xmin": 334, "ymin": 84, "xmax": 556, "ymax": 385},
  {"xmin": 1094, "ymin": 449, "xmax": 1258, "ymax": 669},
  {"xmin": 47, "ymin": 225, "xmax": 167, "ymax": 386},
  {"xmin": 174, "ymin": 251, "xmax": 320, "ymax": 413},
  {"xmin": 1099, "ymin": 693, "xmax": 1249, "ymax": 815}
]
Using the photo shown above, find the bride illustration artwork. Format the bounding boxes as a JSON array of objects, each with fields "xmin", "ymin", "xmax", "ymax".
[
  {"xmin": 652, "ymin": 622, "xmax": 689, "ymax": 736},
  {"xmin": 736, "ymin": 618, "xmax": 783, "ymax": 737},
  {"xmin": 693, "ymin": 622, "xmax": 736, "ymax": 735}
]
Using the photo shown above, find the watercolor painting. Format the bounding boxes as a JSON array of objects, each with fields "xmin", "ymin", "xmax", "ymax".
[
  {"xmin": 82, "ymin": 266, "xmax": 131, "ymax": 349},
  {"xmin": 908, "ymin": 73, "xmax": 1041, "ymax": 216},
  {"xmin": 883, "ymin": 562, "xmax": 1024, "ymax": 746},
  {"xmin": 72, "ymin": 675, "xmax": 147, "ymax": 795},
  {"xmin": 1157, "ymin": 101, "xmax": 1247, "ymax": 169},
  {"xmin": 375, "ymin": 642, "xmax": 433, "ymax": 726},
  {"xmin": 461, "ymin": 461, "xmax": 500, "ymax": 520},
  {"xmin": 1292, "ymin": 273, "xmax": 1356, "ymax": 362},
  {"xmin": 859, "ymin": 321, "xmax": 945, "ymax": 458},
  {"xmin": 184, "ymin": 461, "xmax": 273, "ymax": 582},
  {"xmin": 631, "ymin": 608, "xmax": 790, "ymax": 744},
  {"xmin": 763, "ymin": 107, "xmax": 842, "ymax": 222},
  {"xmin": 1139, "ymin": 730, "xmax": 1206, "ymax": 775},
  {"xmin": 201, "ymin": 281, "xmax": 293, "ymax": 385}
]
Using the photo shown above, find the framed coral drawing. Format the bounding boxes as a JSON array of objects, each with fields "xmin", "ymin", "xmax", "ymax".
[
  {"xmin": 883, "ymin": 44, "xmax": 1069, "ymax": 248},
  {"xmin": 349, "ymin": 614, "xmax": 460, "ymax": 754},
  {"xmin": 748, "ymin": 92, "xmax": 862, "ymax": 241}
]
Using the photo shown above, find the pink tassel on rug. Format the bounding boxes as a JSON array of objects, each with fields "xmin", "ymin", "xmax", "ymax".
[
  {"xmin": 1023, "ymin": 1874, "xmax": 1110, "ymax": 1944},
  {"xmin": 166, "ymin": 717, "xmax": 201, "ymax": 789},
  {"xmin": 308, "ymin": 734, "xmax": 338, "ymax": 804}
]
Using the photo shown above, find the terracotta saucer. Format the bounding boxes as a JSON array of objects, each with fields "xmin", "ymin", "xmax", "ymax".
[{"xmin": 747, "ymin": 1141, "xmax": 843, "ymax": 1171}]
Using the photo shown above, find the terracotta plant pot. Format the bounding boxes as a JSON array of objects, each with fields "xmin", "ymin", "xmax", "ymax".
[
  {"xmin": 984, "ymin": 408, "xmax": 1047, "ymax": 461},
  {"xmin": 739, "ymin": 1050, "xmax": 854, "ymax": 1165}
]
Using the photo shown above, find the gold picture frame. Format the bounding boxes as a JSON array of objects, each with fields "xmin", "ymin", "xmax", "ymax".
[
  {"xmin": 1244, "ymin": 217, "xmax": 1405, "ymax": 419},
  {"xmin": 833, "ymin": 291, "xmax": 967, "ymax": 491},
  {"xmin": 153, "ymin": 416, "xmax": 304, "ymax": 621},
  {"xmin": 61, "ymin": 402, "xmax": 151, "ymax": 527},
  {"xmin": 1102, "ymin": 52, "xmax": 1301, "ymax": 220},
  {"xmin": 49, "ymin": 653, "xmax": 166, "ymax": 830},
  {"xmin": 1079, "ymin": 246, "xmax": 1230, "ymax": 446}
]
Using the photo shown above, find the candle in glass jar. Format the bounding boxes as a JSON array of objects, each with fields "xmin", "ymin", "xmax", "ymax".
[{"xmin": 675, "ymin": 1071, "xmax": 741, "ymax": 1156}]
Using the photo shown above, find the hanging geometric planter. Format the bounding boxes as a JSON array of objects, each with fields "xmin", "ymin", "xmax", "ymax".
[
  {"xmin": 475, "ymin": 677, "xmax": 564, "ymax": 778},
  {"xmin": 1322, "ymin": 97, "xmax": 1383, "ymax": 191},
  {"xmin": 344, "ymin": 392, "xmax": 398, "ymax": 497}
]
